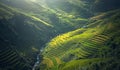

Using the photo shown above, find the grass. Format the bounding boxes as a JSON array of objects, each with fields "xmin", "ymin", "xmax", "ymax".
[
  {"xmin": 43, "ymin": 26, "xmax": 105, "ymax": 58},
  {"xmin": 0, "ymin": 2, "xmax": 53, "ymax": 27},
  {"xmin": 41, "ymin": 57, "xmax": 62, "ymax": 70},
  {"xmin": 59, "ymin": 58, "xmax": 113, "ymax": 70}
]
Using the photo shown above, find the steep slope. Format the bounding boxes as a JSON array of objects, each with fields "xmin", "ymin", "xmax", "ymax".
[
  {"xmin": 0, "ymin": 0, "xmax": 88, "ymax": 28},
  {"xmin": 42, "ymin": 10, "xmax": 120, "ymax": 70},
  {"xmin": 0, "ymin": 0, "xmax": 88, "ymax": 70},
  {"xmin": 0, "ymin": 0, "xmax": 120, "ymax": 70},
  {"xmin": 0, "ymin": 3, "xmax": 43, "ymax": 69}
]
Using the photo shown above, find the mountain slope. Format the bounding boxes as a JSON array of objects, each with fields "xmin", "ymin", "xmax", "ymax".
[
  {"xmin": 0, "ymin": 0, "xmax": 88, "ymax": 69},
  {"xmin": 42, "ymin": 10, "xmax": 120, "ymax": 70},
  {"xmin": 0, "ymin": 0, "xmax": 120, "ymax": 70}
]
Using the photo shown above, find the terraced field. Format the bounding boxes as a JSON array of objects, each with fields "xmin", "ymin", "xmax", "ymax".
[
  {"xmin": 43, "ymin": 27, "xmax": 107, "ymax": 59},
  {"xmin": 42, "ymin": 10, "xmax": 120, "ymax": 70},
  {"xmin": 0, "ymin": 39, "xmax": 31, "ymax": 70},
  {"xmin": 0, "ymin": 0, "xmax": 120, "ymax": 70}
]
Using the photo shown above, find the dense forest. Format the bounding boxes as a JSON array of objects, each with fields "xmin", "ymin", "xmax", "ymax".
[{"xmin": 0, "ymin": 0, "xmax": 120, "ymax": 70}]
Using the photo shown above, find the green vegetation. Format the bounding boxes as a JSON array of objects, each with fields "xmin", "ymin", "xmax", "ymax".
[
  {"xmin": 42, "ymin": 10, "xmax": 120, "ymax": 70},
  {"xmin": 0, "ymin": 0, "xmax": 120, "ymax": 70}
]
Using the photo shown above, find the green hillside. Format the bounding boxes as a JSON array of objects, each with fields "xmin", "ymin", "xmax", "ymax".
[
  {"xmin": 0, "ymin": 0, "xmax": 88, "ymax": 69},
  {"xmin": 42, "ymin": 10, "xmax": 120, "ymax": 70},
  {"xmin": 0, "ymin": 0, "xmax": 120, "ymax": 70}
]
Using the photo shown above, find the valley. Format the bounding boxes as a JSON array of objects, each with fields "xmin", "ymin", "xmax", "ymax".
[{"xmin": 0, "ymin": 0, "xmax": 120, "ymax": 70}]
